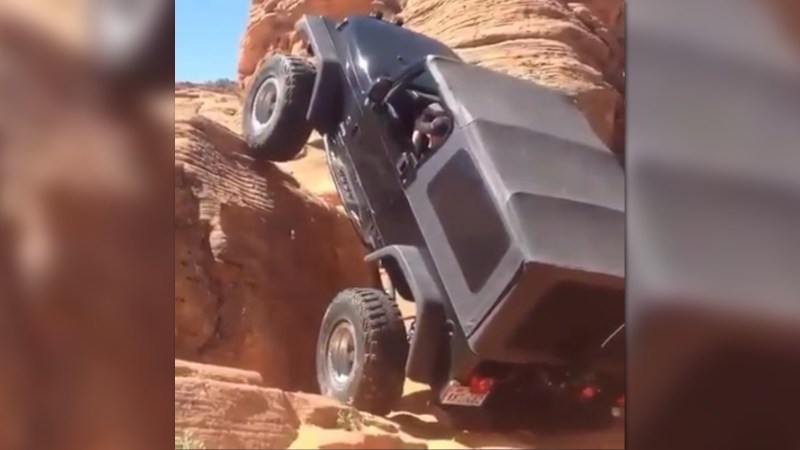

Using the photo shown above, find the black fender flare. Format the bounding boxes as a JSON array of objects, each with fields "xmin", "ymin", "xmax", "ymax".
[
  {"xmin": 365, "ymin": 245, "xmax": 449, "ymax": 384},
  {"xmin": 295, "ymin": 15, "xmax": 343, "ymax": 134}
]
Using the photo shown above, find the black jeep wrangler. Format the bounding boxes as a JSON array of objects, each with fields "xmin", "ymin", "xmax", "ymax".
[{"xmin": 242, "ymin": 12, "xmax": 626, "ymax": 429}]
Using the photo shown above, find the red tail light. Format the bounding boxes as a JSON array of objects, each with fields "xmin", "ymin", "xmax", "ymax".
[
  {"xmin": 616, "ymin": 394, "xmax": 625, "ymax": 407},
  {"xmin": 579, "ymin": 385, "xmax": 597, "ymax": 400},
  {"xmin": 468, "ymin": 375, "xmax": 494, "ymax": 395}
]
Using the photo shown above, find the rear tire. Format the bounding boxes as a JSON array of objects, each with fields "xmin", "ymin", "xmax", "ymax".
[
  {"xmin": 316, "ymin": 288, "xmax": 409, "ymax": 416},
  {"xmin": 242, "ymin": 54, "xmax": 316, "ymax": 162}
]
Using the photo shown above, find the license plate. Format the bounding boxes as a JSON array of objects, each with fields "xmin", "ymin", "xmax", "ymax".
[{"xmin": 439, "ymin": 385, "xmax": 488, "ymax": 407}]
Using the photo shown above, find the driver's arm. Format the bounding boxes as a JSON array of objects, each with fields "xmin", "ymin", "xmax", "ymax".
[{"xmin": 413, "ymin": 103, "xmax": 451, "ymax": 153}]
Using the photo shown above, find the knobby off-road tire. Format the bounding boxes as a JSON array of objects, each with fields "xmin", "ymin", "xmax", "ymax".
[
  {"xmin": 243, "ymin": 54, "xmax": 316, "ymax": 162},
  {"xmin": 316, "ymin": 288, "xmax": 409, "ymax": 416}
]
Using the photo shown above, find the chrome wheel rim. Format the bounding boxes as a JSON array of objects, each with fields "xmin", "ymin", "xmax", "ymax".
[
  {"xmin": 251, "ymin": 77, "xmax": 281, "ymax": 134},
  {"xmin": 326, "ymin": 320, "xmax": 357, "ymax": 388}
]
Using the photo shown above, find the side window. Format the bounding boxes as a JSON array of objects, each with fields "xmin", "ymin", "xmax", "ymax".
[
  {"xmin": 384, "ymin": 93, "xmax": 420, "ymax": 147},
  {"xmin": 368, "ymin": 68, "xmax": 456, "ymax": 184},
  {"xmin": 384, "ymin": 87, "xmax": 453, "ymax": 159}
]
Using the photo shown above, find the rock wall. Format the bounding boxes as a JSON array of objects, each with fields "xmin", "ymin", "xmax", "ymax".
[
  {"xmin": 237, "ymin": 0, "xmax": 625, "ymax": 153},
  {"xmin": 403, "ymin": 0, "xmax": 624, "ymax": 151},
  {"xmin": 175, "ymin": 114, "xmax": 375, "ymax": 393}
]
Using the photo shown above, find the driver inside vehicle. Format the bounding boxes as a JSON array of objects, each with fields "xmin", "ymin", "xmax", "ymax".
[{"xmin": 412, "ymin": 102, "xmax": 451, "ymax": 155}]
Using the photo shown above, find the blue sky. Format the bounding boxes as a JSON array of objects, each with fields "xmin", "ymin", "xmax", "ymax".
[{"xmin": 175, "ymin": 0, "xmax": 249, "ymax": 81}]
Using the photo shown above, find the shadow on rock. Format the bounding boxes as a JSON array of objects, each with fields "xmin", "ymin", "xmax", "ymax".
[{"xmin": 387, "ymin": 386, "xmax": 625, "ymax": 449}]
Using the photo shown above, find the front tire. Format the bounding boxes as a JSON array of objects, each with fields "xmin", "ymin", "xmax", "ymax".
[
  {"xmin": 316, "ymin": 288, "xmax": 409, "ymax": 416},
  {"xmin": 242, "ymin": 54, "xmax": 316, "ymax": 162}
]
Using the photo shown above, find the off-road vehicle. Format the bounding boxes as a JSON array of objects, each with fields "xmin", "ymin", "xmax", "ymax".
[{"xmin": 242, "ymin": 12, "xmax": 626, "ymax": 429}]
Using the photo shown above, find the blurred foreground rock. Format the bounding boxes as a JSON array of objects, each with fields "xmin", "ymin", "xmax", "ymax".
[{"xmin": 0, "ymin": 13, "xmax": 173, "ymax": 450}]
